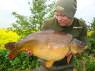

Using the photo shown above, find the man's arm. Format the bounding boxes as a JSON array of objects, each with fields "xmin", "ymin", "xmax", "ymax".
[{"xmin": 72, "ymin": 22, "xmax": 87, "ymax": 48}]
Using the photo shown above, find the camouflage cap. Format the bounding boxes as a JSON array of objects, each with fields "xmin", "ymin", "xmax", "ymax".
[{"xmin": 55, "ymin": 0, "xmax": 77, "ymax": 19}]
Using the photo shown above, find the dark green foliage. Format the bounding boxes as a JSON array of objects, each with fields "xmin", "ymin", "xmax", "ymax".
[
  {"xmin": 73, "ymin": 55, "xmax": 95, "ymax": 71},
  {"xmin": 87, "ymin": 35, "xmax": 95, "ymax": 55},
  {"xmin": 86, "ymin": 18, "xmax": 95, "ymax": 55},
  {"xmin": 0, "ymin": 50, "xmax": 40, "ymax": 71},
  {"xmin": 73, "ymin": 18, "xmax": 95, "ymax": 71},
  {"xmin": 90, "ymin": 18, "xmax": 95, "ymax": 30}
]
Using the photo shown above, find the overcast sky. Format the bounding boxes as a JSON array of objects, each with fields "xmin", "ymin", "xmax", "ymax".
[{"xmin": 0, "ymin": 0, "xmax": 95, "ymax": 28}]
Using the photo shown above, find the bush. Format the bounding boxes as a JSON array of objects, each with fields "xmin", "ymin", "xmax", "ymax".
[
  {"xmin": 0, "ymin": 50, "xmax": 40, "ymax": 71},
  {"xmin": 73, "ymin": 54, "xmax": 95, "ymax": 71}
]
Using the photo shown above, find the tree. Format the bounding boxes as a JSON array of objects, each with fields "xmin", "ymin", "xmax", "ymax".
[
  {"xmin": 90, "ymin": 18, "xmax": 95, "ymax": 31},
  {"xmin": 11, "ymin": 0, "xmax": 55, "ymax": 38},
  {"xmin": 87, "ymin": 18, "xmax": 95, "ymax": 55}
]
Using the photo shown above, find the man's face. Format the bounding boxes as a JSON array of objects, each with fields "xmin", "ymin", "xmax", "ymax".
[{"xmin": 54, "ymin": 10, "xmax": 73, "ymax": 27}]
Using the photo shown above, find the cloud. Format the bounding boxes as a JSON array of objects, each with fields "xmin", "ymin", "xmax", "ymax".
[
  {"xmin": 0, "ymin": 0, "xmax": 30, "ymax": 15},
  {"xmin": 0, "ymin": 0, "xmax": 18, "ymax": 11},
  {"xmin": 75, "ymin": 0, "xmax": 95, "ymax": 24},
  {"xmin": 0, "ymin": 0, "xmax": 30, "ymax": 28}
]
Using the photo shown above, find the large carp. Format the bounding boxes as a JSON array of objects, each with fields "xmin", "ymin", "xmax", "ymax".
[{"xmin": 5, "ymin": 30, "xmax": 84, "ymax": 68}]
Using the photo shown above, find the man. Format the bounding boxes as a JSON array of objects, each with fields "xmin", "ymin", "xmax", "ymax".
[{"xmin": 33, "ymin": 0, "xmax": 87, "ymax": 71}]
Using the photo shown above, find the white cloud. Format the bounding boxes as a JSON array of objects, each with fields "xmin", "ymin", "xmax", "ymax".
[
  {"xmin": 0, "ymin": 0, "xmax": 18, "ymax": 11},
  {"xmin": 0, "ymin": 0, "xmax": 30, "ymax": 15},
  {"xmin": 0, "ymin": 0, "xmax": 31, "ymax": 28},
  {"xmin": 75, "ymin": 0, "xmax": 95, "ymax": 24}
]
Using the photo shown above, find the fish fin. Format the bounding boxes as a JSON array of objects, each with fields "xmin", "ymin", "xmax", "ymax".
[
  {"xmin": 5, "ymin": 42, "xmax": 16, "ymax": 50},
  {"xmin": 45, "ymin": 60, "xmax": 54, "ymax": 68},
  {"xmin": 67, "ymin": 54, "xmax": 73, "ymax": 64}
]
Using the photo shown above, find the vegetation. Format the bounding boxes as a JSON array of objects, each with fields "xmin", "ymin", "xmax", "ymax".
[
  {"xmin": 0, "ymin": 50, "xmax": 39, "ymax": 71},
  {"xmin": 74, "ymin": 18, "xmax": 95, "ymax": 71},
  {"xmin": 0, "ymin": 29, "xmax": 19, "ymax": 50},
  {"xmin": 10, "ymin": 0, "xmax": 55, "ymax": 38}
]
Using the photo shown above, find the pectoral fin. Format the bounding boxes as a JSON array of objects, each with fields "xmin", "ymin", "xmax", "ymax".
[
  {"xmin": 45, "ymin": 60, "xmax": 54, "ymax": 68},
  {"xmin": 67, "ymin": 54, "xmax": 73, "ymax": 64}
]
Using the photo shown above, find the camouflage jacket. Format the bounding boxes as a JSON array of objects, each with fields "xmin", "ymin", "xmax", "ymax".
[{"xmin": 42, "ymin": 17, "xmax": 87, "ymax": 44}]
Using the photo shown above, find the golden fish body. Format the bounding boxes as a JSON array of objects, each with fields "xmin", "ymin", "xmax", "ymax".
[
  {"xmin": 5, "ymin": 30, "xmax": 83, "ymax": 68},
  {"xmin": 19, "ymin": 30, "xmax": 72, "ymax": 61}
]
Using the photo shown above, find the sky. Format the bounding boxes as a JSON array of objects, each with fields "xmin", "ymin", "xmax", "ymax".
[{"xmin": 0, "ymin": 0, "xmax": 95, "ymax": 28}]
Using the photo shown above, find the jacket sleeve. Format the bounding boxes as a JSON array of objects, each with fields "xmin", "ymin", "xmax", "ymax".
[
  {"xmin": 79, "ymin": 21, "xmax": 87, "ymax": 45},
  {"xmin": 72, "ymin": 22, "xmax": 87, "ymax": 48}
]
